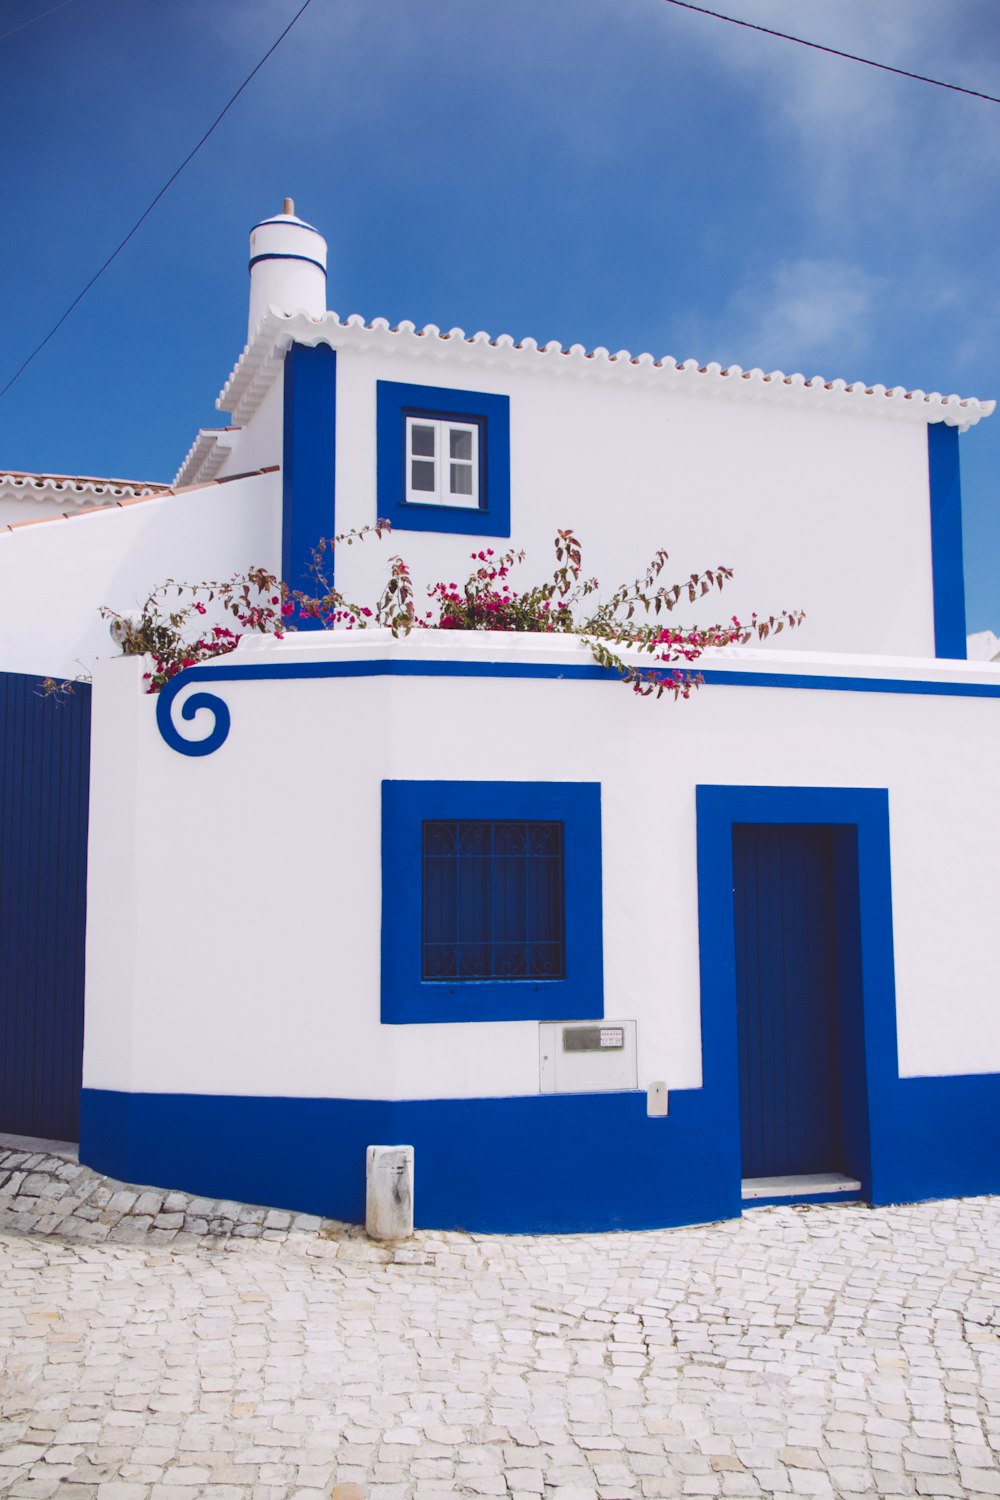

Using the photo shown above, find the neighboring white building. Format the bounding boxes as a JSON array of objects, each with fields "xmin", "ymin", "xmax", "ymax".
[
  {"xmin": 3, "ymin": 203, "xmax": 999, "ymax": 1232},
  {"xmin": 0, "ymin": 471, "xmax": 169, "ymax": 528}
]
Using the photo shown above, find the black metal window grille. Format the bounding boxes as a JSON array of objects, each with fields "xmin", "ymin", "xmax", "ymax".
[{"xmin": 421, "ymin": 819, "xmax": 566, "ymax": 981}]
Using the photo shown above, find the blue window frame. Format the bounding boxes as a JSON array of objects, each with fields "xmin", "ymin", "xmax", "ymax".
[
  {"xmin": 382, "ymin": 781, "xmax": 603, "ymax": 1024},
  {"xmin": 376, "ymin": 381, "xmax": 511, "ymax": 536}
]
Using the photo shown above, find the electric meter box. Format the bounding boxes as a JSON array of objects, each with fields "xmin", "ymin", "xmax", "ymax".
[{"xmin": 539, "ymin": 1020, "xmax": 638, "ymax": 1094}]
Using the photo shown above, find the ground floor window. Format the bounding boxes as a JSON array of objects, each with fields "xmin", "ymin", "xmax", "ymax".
[{"xmin": 382, "ymin": 780, "xmax": 602, "ymax": 1023}]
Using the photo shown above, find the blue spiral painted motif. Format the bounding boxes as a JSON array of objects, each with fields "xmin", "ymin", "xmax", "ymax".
[{"xmin": 156, "ymin": 675, "xmax": 232, "ymax": 757}]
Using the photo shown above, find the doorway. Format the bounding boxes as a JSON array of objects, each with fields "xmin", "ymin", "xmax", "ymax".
[
  {"xmin": 733, "ymin": 825, "xmax": 843, "ymax": 1178},
  {"xmin": 695, "ymin": 785, "xmax": 893, "ymax": 1215}
]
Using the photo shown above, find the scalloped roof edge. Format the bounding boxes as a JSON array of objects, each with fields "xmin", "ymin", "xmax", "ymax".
[
  {"xmin": 216, "ymin": 307, "xmax": 995, "ymax": 433},
  {"xmin": 172, "ymin": 428, "xmax": 241, "ymax": 491},
  {"xmin": 1, "ymin": 467, "xmax": 278, "ymax": 535},
  {"xmin": 0, "ymin": 471, "xmax": 171, "ymax": 505}
]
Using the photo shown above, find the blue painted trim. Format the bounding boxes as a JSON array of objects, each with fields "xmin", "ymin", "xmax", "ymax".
[
  {"xmin": 697, "ymin": 785, "xmax": 916, "ymax": 1209},
  {"xmin": 248, "ymin": 252, "xmax": 326, "ymax": 275},
  {"xmin": 154, "ymin": 657, "xmax": 1000, "ymax": 756},
  {"xmin": 156, "ymin": 688, "xmax": 231, "ymax": 757},
  {"xmin": 381, "ymin": 780, "xmax": 603, "ymax": 1024},
  {"xmin": 376, "ymin": 381, "xmax": 511, "ymax": 537},
  {"xmin": 251, "ymin": 216, "xmax": 320, "ymax": 233},
  {"xmin": 699, "ymin": 670, "xmax": 999, "ymax": 698},
  {"xmin": 80, "ymin": 1087, "xmax": 733, "ymax": 1234},
  {"xmin": 928, "ymin": 424, "xmax": 967, "ymax": 660},
  {"xmin": 282, "ymin": 343, "xmax": 336, "ymax": 632}
]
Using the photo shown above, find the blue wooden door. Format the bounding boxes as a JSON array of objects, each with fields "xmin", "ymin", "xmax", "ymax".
[
  {"xmin": 733, "ymin": 824, "xmax": 841, "ymax": 1178},
  {"xmin": 0, "ymin": 673, "xmax": 91, "ymax": 1142}
]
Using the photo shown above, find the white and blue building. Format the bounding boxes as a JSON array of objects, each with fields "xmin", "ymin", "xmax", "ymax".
[{"xmin": 2, "ymin": 203, "xmax": 999, "ymax": 1232}]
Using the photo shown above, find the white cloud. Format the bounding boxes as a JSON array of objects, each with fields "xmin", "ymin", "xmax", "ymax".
[
  {"xmin": 656, "ymin": 0, "xmax": 1000, "ymax": 223},
  {"xmin": 678, "ymin": 256, "xmax": 886, "ymax": 374}
]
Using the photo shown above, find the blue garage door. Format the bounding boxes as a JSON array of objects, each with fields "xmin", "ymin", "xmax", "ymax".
[
  {"xmin": 733, "ymin": 824, "xmax": 841, "ymax": 1178},
  {"xmin": 0, "ymin": 673, "xmax": 91, "ymax": 1142}
]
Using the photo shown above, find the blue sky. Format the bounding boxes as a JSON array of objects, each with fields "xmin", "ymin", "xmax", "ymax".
[{"xmin": 2, "ymin": 0, "xmax": 999, "ymax": 629}]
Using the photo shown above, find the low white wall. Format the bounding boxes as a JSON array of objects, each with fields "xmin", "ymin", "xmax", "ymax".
[
  {"xmin": 83, "ymin": 632, "xmax": 1000, "ymax": 1106},
  {"xmin": 0, "ymin": 471, "xmax": 281, "ymax": 679}
]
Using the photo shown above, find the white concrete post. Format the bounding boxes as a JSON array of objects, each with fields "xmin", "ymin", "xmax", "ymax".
[{"xmin": 366, "ymin": 1144, "xmax": 414, "ymax": 1240}]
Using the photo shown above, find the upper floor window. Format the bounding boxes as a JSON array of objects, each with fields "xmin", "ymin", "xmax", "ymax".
[
  {"xmin": 406, "ymin": 418, "xmax": 480, "ymax": 508},
  {"xmin": 376, "ymin": 381, "xmax": 511, "ymax": 537}
]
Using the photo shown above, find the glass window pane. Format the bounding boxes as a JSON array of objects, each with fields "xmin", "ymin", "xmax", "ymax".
[
  {"xmin": 410, "ymin": 424, "xmax": 435, "ymax": 457},
  {"xmin": 411, "ymin": 460, "xmax": 436, "ymax": 492},
  {"xmin": 450, "ymin": 427, "xmax": 473, "ymax": 460},
  {"xmin": 450, "ymin": 463, "xmax": 473, "ymax": 496}
]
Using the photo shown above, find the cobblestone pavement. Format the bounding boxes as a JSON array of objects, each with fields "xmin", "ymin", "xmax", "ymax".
[{"xmin": 1, "ymin": 1145, "xmax": 999, "ymax": 1500}]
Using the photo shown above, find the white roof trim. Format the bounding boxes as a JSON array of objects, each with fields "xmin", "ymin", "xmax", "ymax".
[
  {"xmin": 217, "ymin": 307, "xmax": 995, "ymax": 432},
  {"xmin": 173, "ymin": 428, "xmax": 240, "ymax": 489}
]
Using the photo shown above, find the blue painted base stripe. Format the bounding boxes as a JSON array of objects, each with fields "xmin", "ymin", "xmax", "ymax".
[
  {"xmin": 81, "ymin": 1088, "xmax": 738, "ymax": 1235},
  {"xmin": 80, "ymin": 1071, "xmax": 1000, "ymax": 1233},
  {"xmin": 871, "ymin": 1073, "xmax": 1000, "ymax": 1206}
]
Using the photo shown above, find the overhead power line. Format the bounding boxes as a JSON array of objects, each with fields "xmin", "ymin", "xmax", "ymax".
[
  {"xmin": 0, "ymin": 0, "xmax": 79, "ymax": 46},
  {"xmin": 0, "ymin": 0, "xmax": 316, "ymax": 403},
  {"xmin": 660, "ymin": 0, "xmax": 1000, "ymax": 106}
]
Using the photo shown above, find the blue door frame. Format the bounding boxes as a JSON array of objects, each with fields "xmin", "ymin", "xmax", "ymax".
[{"xmin": 696, "ymin": 786, "xmax": 900, "ymax": 1205}]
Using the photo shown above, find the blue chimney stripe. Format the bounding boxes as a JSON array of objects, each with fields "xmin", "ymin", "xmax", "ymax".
[{"xmin": 248, "ymin": 252, "xmax": 327, "ymax": 276}]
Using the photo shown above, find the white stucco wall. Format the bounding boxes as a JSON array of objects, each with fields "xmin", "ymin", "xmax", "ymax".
[
  {"xmin": 2, "ymin": 325, "xmax": 969, "ymax": 683},
  {"xmin": 0, "ymin": 471, "xmax": 282, "ymax": 678},
  {"xmin": 214, "ymin": 329, "xmax": 942, "ymax": 659},
  {"xmin": 83, "ymin": 632, "xmax": 1000, "ymax": 1107}
]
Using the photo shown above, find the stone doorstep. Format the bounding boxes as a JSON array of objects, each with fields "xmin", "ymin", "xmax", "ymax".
[{"xmin": 741, "ymin": 1173, "xmax": 862, "ymax": 1201}]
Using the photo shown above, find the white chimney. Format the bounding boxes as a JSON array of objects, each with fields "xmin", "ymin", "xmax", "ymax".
[{"xmin": 247, "ymin": 198, "xmax": 327, "ymax": 339}]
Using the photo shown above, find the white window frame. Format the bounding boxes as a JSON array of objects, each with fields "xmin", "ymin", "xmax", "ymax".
[{"xmin": 405, "ymin": 416, "xmax": 480, "ymax": 508}]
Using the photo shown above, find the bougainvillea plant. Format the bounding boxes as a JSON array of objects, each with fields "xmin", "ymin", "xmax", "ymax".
[
  {"xmin": 100, "ymin": 565, "xmax": 288, "ymax": 693},
  {"xmin": 103, "ymin": 524, "xmax": 804, "ymax": 699}
]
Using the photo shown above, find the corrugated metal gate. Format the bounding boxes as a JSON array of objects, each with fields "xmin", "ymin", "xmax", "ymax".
[{"xmin": 0, "ymin": 672, "xmax": 91, "ymax": 1142}]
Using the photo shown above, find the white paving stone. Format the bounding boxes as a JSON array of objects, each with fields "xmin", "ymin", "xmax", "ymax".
[{"xmin": 1, "ymin": 1147, "xmax": 999, "ymax": 1497}]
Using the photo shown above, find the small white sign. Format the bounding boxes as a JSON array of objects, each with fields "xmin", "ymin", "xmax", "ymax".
[{"xmin": 600, "ymin": 1028, "xmax": 624, "ymax": 1048}]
